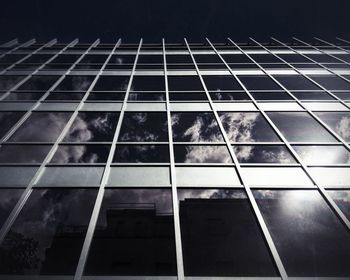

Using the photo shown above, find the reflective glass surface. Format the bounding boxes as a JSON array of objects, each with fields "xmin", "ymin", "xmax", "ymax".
[
  {"xmin": 238, "ymin": 75, "xmax": 282, "ymax": 90},
  {"xmin": 0, "ymin": 189, "xmax": 24, "ymax": 228},
  {"xmin": 93, "ymin": 76, "xmax": 130, "ymax": 91},
  {"xmin": 233, "ymin": 145, "xmax": 296, "ymax": 163},
  {"xmin": 254, "ymin": 190, "xmax": 350, "ymax": 276},
  {"xmin": 171, "ymin": 112, "xmax": 224, "ymax": 142},
  {"xmin": 315, "ymin": 112, "xmax": 350, "ymax": 142},
  {"xmin": 54, "ymin": 75, "xmax": 95, "ymax": 91},
  {"xmin": 64, "ymin": 112, "xmax": 119, "ymax": 142},
  {"xmin": 0, "ymin": 112, "xmax": 25, "ymax": 139},
  {"xmin": 174, "ymin": 145, "xmax": 232, "ymax": 163},
  {"xmin": 293, "ymin": 145, "xmax": 350, "ymax": 164},
  {"xmin": 168, "ymin": 76, "xmax": 203, "ymax": 91},
  {"xmin": 9, "ymin": 112, "xmax": 72, "ymax": 142},
  {"xmin": 219, "ymin": 112, "xmax": 280, "ymax": 142},
  {"xmin": 327, "ymin": 190, "xmax": 350, "ymax": 221},
  {"xmin": 202, "ymin": 75, "xmax": 243, "ymax": 90},
  {"xmin": 119, "ymin": 112, "xmax": 168, "ymax": 142},
  {"xmin": 0, "ymin": 145, "xmax": 51, "ymax": 163},
  {"xmin": 17, "ymin": 76, "xmax": 60, "ymax": 91},
  {"xmin": 0, "ymin": 189, "xmax": 97, "ymax": 275},
  {"xmin": 267, "ymin": 112, "xmax": 337, "ymax": 142},
  {"xmin": 113, "ymin": 144, "xmax": 170, "ymax": 163},
  {"xmin": 84, "ymin": 189, "xmax": 177, "ymax": 276},
  {"xmin": 51, "ymin": 144, "xmax": 110, "ymax": 163},
  {"xmin": 178, "ymin": 189, "xmax": 277, "ymax": 276}
]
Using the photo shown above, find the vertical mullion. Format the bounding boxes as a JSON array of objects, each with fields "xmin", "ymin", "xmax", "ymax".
[
  {"xmin": 74, "ymin": 38, "xmax": 143, "ymax": 280},
  {"xmin": 0, "ymin": 39, "xmax": 79, "ymax": 143},
  {"xmin": 0, "ymin": 39, "xmax": 35, "ymax": 60},
  {"xmin": 226, "ymin": 38, "xmax": 350, "ymax": 231},
  {"xmin": 163, "ymin": 38, "xmax": 185, "ymax": 280},
  {"xmin": 0, "ymin": 39, "xmax": 100, "ymax": 244},
  {"xmin": 185, "ymin": 38, "xmax": 288, "ymax": 280}
]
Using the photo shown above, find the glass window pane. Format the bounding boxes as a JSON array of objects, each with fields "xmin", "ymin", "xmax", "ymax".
[
  {"xmin": 113, "ymin": 144, "xmax": 170, "ymax": 163},
  {"xmin": 254, "ymin": 190, "xmax": 350, "ymax": 277},
  {"xmin": 0, "ymin": 112, "xmax": 25, "ymax": 139},
  {"xmin": 84, "ymin": 189, "xmax": 177, "ymax": 276},
  {"xmin": 267, "ymin": 112, "xmax": 337, "ymax": 142},
  {"xmin": 0, "ymin": 189, "xmax": 97, "ymax": 275},
  {"xmin": 168, "ymin": 76, "xmax": 204, "ymax": 91},
  {"xmin": 238, "ymin": 75, "xmax": 282, "ymax": 90},
  {"xmin": 0, "ymin": 189, "xmax": 24, "ymax": 228},
  {"xmin": 310, "ymin": 75, "xmax": 350, "ymax": 90},
  {"xmin": 118, "ymin": 112, "xmax": 168, "ymax": 142},
  {"xmin": 233, "ymin": 145, "xmax": 296, "ymax": 163},
  {"xmin": 171, "ymin": 112, "xmax": 224, "ymax": 142},
  {"xmin": 51, "ymin": 144, "xmax": 110, "ymax": 163},
  {"xmin": 315, "ymin": 112, "xmax": 350, "ymax": 142},
  {"xmin": 88, "ymin": 92, "xmax": 125, "ymax": 101},
  {"xmin": 8, "ymin": 112, "xmax": 72, "ymax": 142},
  {"xmin": 202, "ymin": 75, "xmax": 243, "ymax": 90},
  {"xmin": 274, "ymin": 75, "xmax": 321, "ymax": 90},
  {"xmin": 131, "ymin": 76, "xmax": 165, "ymax": 91},
  {"xmin": 128, "ymin": 92, "xmax": 165, "ymax": 101},
  {"xmin": 174, "ymin": 145, "xmax": 232, "ymax": 163},
  {"xmin": 219, "ymin": 112, "xmax": 280, "ymax": 142},
  {"xmin": 0, "ymin": 145, "xmax": 51, "ymax": 163},
  {"xmin": 169, "ymin": 92, "xmax": 207, "ymax": 101},
  {"xmin": 17, "ymin": 76, "xmax": 60, "ymax": 91},
  {"xmin": 293, "ymin": 145, "xmax": 350, "ymax": 164},
  {"xmin": 54, "ymin": 75, "xmax": 95, "ymax": 91},
  {"xmin": 327, "ymin": 190, "xmax": 350, "ymax": 221},
  {"xmin": 0, "ymin": 76, "xmax": 26, "ymax": 91},
  {"xmin": 210, "ymin": 91, "xmax": 251, "ymax": 101},
  {"xmin": 64, "ymin": 112, "xmax": 119, "ymax": 142},
  {"xmin": 178, "ymin": 189, "xmax": 277, "ymax": 276},
  {"xmin": 93, "ymin": 76, "xmax": 130, "ymax": 91}
]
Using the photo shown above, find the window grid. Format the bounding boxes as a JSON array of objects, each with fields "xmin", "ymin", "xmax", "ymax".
[{"xmin": 0, "ymin": 38, "xmax": 349, "ymax": 280}]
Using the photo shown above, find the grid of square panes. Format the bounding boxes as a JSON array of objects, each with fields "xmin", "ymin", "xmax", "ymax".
[{"xmin": 0, "ymin": 38, "xmax": 349, "ymax": 279}]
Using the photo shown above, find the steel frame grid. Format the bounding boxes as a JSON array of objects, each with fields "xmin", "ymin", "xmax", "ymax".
[{"xmin": 0, "ymin": 38, "xmax": 349, "ymax": 280}]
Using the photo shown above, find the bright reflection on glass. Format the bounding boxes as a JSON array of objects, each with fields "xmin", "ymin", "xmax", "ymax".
[
  {"xmin": 84, "ymin": 189, "xmax": 177, "ymax": 276},
  {"xmin": 174, "ymin": 145, "xmax": 232, "ymax": 163},
  {"xmin": 219, "ymin": 112, "xmax": 280, "ymax": 142},
  {"xmin": 268, "ymin": 112, "xmax": 337, "ymax": 142},
  {"xmin": 293, "ymin": 145, "xmax": 350, "ymax": 164},
  {"xmin": 171, "ymin": 112, "xmax": 223, "ymax": 142},
  {"xmin": 233, "ymin": 145, "xmax": 296, "ymax": 163},
  {"xmin": 178, "ymin": 189, "xmax": 277, "ymax": 276},
  {"xmin": 315, "ymin": 112, "xmax": 350, "ymax": 142},
  {"xmin": 0, "ymin": 189, "xmax": 97, "ymax": 275},
  {"xmin": 254, "ymin": 190, "xmax": 350, "ymax": 277}
]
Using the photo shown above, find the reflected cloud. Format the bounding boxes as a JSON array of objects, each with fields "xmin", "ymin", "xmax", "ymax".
[
  {"xmin": 234, "ymin": 145, "xmax": 296, "ymax": 163},
  {"xmin": 175, "ymin": 145, "xmax": 232, "ymax": 163},
  {"xmin": 178, "ymin": 189, "xmax": 247, "ymax": 201}
]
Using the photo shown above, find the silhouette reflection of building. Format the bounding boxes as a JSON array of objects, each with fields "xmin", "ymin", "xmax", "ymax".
[{"xmin": 43, "ymin": 203, "xmax": 177, "ymax": 276}]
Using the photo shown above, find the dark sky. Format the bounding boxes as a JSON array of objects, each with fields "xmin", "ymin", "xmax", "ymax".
[{"xmin": 0, "ymin": 0, "xmax": 350, "ymax": 43}]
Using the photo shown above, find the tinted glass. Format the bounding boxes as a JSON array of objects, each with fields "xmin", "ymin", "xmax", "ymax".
[
  {"xmin": 46, "ymin": 91, "xmax": 85, "ymax": 100},
  {"xmin": 210, "ymin": 91, "xmax": 250, "ymax": 101},
  {"xmin": 4, "ymin": 91, "xmax": 44, "ymax": 101},
  {"xmin": 315, "ymin": 112, "xmax": 350, "ymax": 142},
  {"xmin": 233, "ymin": 145, "xmax": 296, "ymax": 163},
  {"xmin": 0, "ymin": 145, "xmax": 51, "ymax": 163},
  {"xmin": 0, "ymin": 189, "xmax": 24, "ymax": 228},
  {"xmin": 9, "ymin": 112, "xmax": 71, "ymax": 142},
  {"xmin": 51, "ymin": 144, "xmax": 110, "ymax": 163},
  {"xmin": 202, "ymin": 75, "xmax": 242, "ymax": 90},
  {"xmin": 254, "ymin": 190, "xmax": 350, "ymax": 276},
  {"xmin": 113, "ymin": 144, "xmax": 170, "ymax": 163},
  {"xmin": 54, "ymin": 75, "xmax": 95, "ymax": 91},
  {"xmin": 64, "ymin": 112, "xmax": 119, "ymax": 142},
  {"xmin": 310, "ymin": 75, "xmax": 350, "ymax": 90},
  {"xmin": 17, "ymin": 76, "xmax": 60, "ymax": 91},
  {"xmin": 168, "ymin": 76, "xmax": 203, "ymax": 91},
  {"xmin": 275, "ymin": 75, "xmax": 321, "ymax": 90},
  {"xmin": 219, "ymin": 112, "xmax": 280, "ymax": 142},
  {"xmin": 0, "ymin": 112, "xmax": 25, "ymax": 139},
  {"xmin": 171, "ymin": 112, "xmax": 224, "ymax": 142},
  {"xmin": 238, "ymin": 76, "xmax": 282, "ymax": 90},
  {"xmin": 169, "ymin": 92, "xmax": 207, "ymax": 101},
  {"xmin": 118, "ymin": 112, "xmax": 168, "ymax": 142},
  {"xmin": 128, "ymin": 92, "xmax": 165, "ymax": 101},
  {"xmin": 268, "ymin": 112, "xmax": 337, "ymax": 142},
  {"xmin": 84, "ymin": 189, "xmax": 177, "ymax": 276},
  {"xmin": 0, "ymin": 189, "xmax": 97, "ymax": 275},
  {"xmin": 131, "ymin": 76, "xmax": 165, "ymax": 91},
  {"xmin": 178, "ymin": 189, "xmax": 277, "ymax": 276},
  {"xmin": 174, "ymin": 145, "xmax": 232, "ymax": 163},
  {"xmin": 93, "ymin": 76, "xmax": 130, "ymax": 91},
  {"xmin": 292, "ymin": 91, "xmax": 334, "ymax": 100},
  {"xmin": 250, "ymin": 91, "xmax": 293, "ymax": 100},
  {"xmin": 0, "ymin": 76, "xmax": 26, "ymax": 91}
]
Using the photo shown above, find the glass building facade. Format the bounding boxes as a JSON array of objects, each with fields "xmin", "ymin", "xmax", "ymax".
[{"xmin": 0, "ymin": 37, "xmax": 349, "ymax": 279}]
